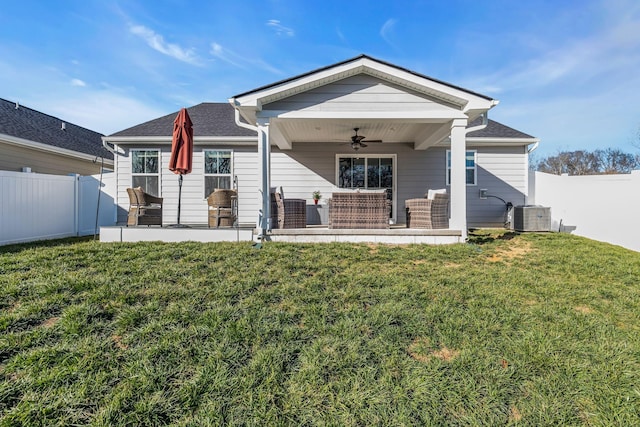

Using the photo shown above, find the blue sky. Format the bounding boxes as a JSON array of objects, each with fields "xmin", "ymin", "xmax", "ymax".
[{"xmin": 1, "ymin": 0, "xmax": 639, "ymax": 157}]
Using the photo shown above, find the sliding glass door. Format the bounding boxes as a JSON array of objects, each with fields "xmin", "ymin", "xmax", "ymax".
[{"xmin": 337, "ymin": 155, "xmax": 396, "ymax": 221}]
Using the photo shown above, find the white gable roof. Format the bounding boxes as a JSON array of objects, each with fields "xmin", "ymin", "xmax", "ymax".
[{"xmin": 230, "ymin": 55, "xmax": 498, "ymax": 125}]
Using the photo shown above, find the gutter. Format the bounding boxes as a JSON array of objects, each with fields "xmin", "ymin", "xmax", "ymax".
[
  {"xmin": 232, "ymin": 107, "xmax": 258, "ymax": 133},
  {"xmin": 101, "ymin": 137, "xmax": 118, "ymax": 156},
  {"xmin": 2, "ymin": 132, "xmax": 113, "ymax": 165},
  {"xmin": 465, "ymin": 112, "xmax": 489, "ymax": 135},
  {"xmin": 100, "ymin": 136, "xmax": 256, "ymax": 144},
  {"xmin": 527, "ymin": 141, "xmax": 540, "ymax": 153}
]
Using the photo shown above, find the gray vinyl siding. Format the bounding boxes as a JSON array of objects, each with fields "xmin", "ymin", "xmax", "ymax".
[
  {"xmin": 271, "ymin": 143, "xmax": 527, "ymax": 227},
  {"xmin": 115, "ymin": 145, "xmax": 259, "ymax": 225},
  {"xmin": 468, "ymin": 146, "xmax": 527, "ymax": 227},
  {"xmin": 265, "ymin": 75, "xmax": 459, "ymax": 113},
  {"xmin": 0, "ymin": 143, "xmax": 108, "ymax": 176},
  {"xmin": 114, "ymin": 142, "xmax": 527, "ymax": 228}
]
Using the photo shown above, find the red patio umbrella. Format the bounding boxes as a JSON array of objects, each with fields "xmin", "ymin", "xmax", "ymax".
[{"xmin": 168, "ymin": 108, "xmax": 193, "ymax": 227}]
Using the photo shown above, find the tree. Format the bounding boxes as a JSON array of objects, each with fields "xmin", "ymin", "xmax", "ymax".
[
  {"xmin": 565, "ymin": 150, "xmax": 600, "ymax": 175},
  {"xmin": 534, "ymin": 151, "xmax": 569, "ymax": 175},
  {"xmin": 534, "ymin": 149, "xmax": 640, "ymax": 175},
  {"xmin": 597, "ymin": 148, "xmax": 638, "ymax": 174}
]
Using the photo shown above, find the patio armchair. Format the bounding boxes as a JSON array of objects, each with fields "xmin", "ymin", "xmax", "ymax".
[
  {"xmin": 405, "ymin": 192, "xmax": 449, "ymax": 229},
  {"xmin": 207, "ymin": 189, "xmax": 237, "ymax": 228},
  {"xmin": 126, "ymin": 187, "xmax": 163, "ymax": 226},
  {"xmin": 270, "ymin": 190, "xmax": 306, "ymax": 229},
  {"xmin": 328, "ymin": 191, "xmax": 390, "ymax": 229}
]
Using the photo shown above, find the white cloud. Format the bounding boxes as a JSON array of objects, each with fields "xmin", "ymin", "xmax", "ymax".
[
  {"xmin": 129, "ymin": 24, "xmax": 199, "ymax": 65},
  {"xmin": 210, "ymin": 43, "xmax": 246, "ymax": 69},
  {"xmin": 470, "ymin": 4, "xmax": 640, "ymax": 95},
  {"xmin": 210, "ymin": 42, "xmax": 282, "ymax": 75},
  {"xmin": 71, "ymin": 79, "xmax": 86, "ymax": 87},
  {"xmin": 266, "ymin": 19, "xmax": 294, "ymax": 37},
  {"xmin": 457, "ymin": 2, "xmax": 640, "ymax": 156},
  {"xmin": 380, "ymin": 18, "xmax": 397, "ymax": 46}
]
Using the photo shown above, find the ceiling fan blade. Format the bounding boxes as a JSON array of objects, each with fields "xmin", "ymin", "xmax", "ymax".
[
  {"xmin": 362, "ymin": 139, "xmax": 382, "ymax": 143},
  {"xmin": 359, "ymin": 142, "xmax": 368, "ymax": 148}
]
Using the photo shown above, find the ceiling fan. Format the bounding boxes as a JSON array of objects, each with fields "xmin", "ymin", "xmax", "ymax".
[{"xmin": 347, "ymin": 128, "xmax": 382, "ymax": 151}]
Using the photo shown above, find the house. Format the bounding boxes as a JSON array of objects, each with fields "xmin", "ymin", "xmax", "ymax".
[
  {"xmin": 103, "ymin": 55, "xmax": 538, "ymax": 241},
  {"xmin": 0, "ymin": 98, "xmax": 113, "ymax": 175}
]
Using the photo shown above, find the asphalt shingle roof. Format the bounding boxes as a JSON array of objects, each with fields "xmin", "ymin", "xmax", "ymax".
[
  {"xmin": 467, "ymin": 117, "xmax": 535, "ymax": 139},
  {"xmin": 111, "ymin": 102, "xmax": 533, "ymax": 138},
  {"xmin": 0, "ymin": 98, "xmax": 112, "ymax": 160},
  {"xmin": 111, "ymin": 102, "xmax": 535, "ymax": 141},
  {"xmin": 110, "ymin": 103, "xmax": 257, "ymax": 138}
]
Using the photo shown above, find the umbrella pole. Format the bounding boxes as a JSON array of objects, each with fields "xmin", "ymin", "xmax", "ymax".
[{"xmin": 177, "ymin": 174, "xmax": 183, "ymax": 225}]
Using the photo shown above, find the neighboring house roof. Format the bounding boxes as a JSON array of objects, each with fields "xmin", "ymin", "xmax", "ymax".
[
  {"xmin": 0, "ymin": 97, "xmax": 112, "ymax": 160},
  {"xmin": 110, "ymin": 103, "xmax": 257, "ymax": 138}
]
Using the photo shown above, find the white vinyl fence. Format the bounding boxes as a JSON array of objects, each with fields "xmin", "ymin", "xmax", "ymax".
[
  {"xmin": 0, "ymin": 171, "xmax": 116, "ymax": 246},
  {"xmin": 4, "ymin": 169, "xmax": 639, "ymax": 251},
  {"xmin": 529, "ymin": 170, "xmax": 640, "ymax": 252}
]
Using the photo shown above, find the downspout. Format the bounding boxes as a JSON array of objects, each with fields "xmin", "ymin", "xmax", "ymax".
[
  {"xmin": 233, "ymin": 108, "xmax": 265, "ymax": 245},
  {"xmin": 101, "ymin": 138, "xmax": 119, "ymax": 226},
  {"xmin": 526, "ymin": 141, "xmax": 540, "ymax": 206},
  {"xmin": 93, "ymin": 156, "xmax": 105, "ymax": 240}
]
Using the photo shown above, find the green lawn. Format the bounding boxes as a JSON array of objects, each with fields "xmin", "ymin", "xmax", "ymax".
[{"xmin": 1, "ymin": 231, "xmax": 639, "ymax": 426}]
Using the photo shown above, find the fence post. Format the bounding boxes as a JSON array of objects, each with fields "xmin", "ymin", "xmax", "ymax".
[{"xmin": 71, "ymin": 173, "xmax": 80, "ymax": 236}]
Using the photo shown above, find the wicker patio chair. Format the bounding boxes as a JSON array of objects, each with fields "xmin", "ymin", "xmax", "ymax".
[
  {"xmin": 328, "ymin": 192, "xmax": 390, "ymax": 229},
  {"xmin": 126, "ymin": 187, "xmax": 163, "ymax": 226},
  {"xmin": 207, "ymin": 189, "xmax": 237, "ymax": 228},
  {"xmin": 405, "ymin": 192, "xmax": 449, "ymax": 229},
  {"xmin": 270, "ymin": 191, "xmax": 306, "ymax": 229}
]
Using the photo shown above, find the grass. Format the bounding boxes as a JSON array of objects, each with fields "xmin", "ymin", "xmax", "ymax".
[{"xmin": 1, "ymin": 231, "xmax": 639, "ymax": 426}]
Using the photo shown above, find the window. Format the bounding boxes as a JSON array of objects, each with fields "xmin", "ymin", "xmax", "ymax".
[
  {"xmin": 204, "ymin": 150, "xmax": 232, "ymax": 197},
  {"xmin": 446, "ymin": 150, "xmax": 476, "ymax": 185},
  {"xmin": 131, "ymin": 150, "xmax": 160, "ymax": 196}
]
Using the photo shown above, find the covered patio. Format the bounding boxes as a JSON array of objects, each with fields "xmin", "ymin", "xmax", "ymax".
[{"xmin": 229, "ymin": 55, "xmax": 498, "ymax": 242}]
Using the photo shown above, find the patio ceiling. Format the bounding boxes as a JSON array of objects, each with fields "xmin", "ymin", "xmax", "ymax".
[{"xmin": 271, "ymin": 118, "xmax": 449, "ymax": 149}]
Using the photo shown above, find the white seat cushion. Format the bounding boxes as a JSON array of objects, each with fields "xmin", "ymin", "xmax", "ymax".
[{"xmin": 427, "ymin": 188, "xmax": 447, "ymax": 199}]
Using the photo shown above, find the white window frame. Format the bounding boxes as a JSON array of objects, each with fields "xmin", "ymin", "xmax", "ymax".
[
  {"xmin": 446, "ymin": 149, "xmax": 477, "ymax": 186},
  {"xmin": 335, "ymin": 154, "xmax": 397, "ymax": 222},
  {"xmin": 131, "ymin": 149, "xmax": 161, "ymax": 196},
  {"xmin": 204, "ymin": 149, "xmax": 234, "ymax": 198}
]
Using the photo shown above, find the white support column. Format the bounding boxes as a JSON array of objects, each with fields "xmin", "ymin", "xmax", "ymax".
[
  {"xmin": 449, "ymin": 118, "xmax": 468, "ymax": 240},
  {"xmin": 256, "ymin": 119, "xmax": 271, "ymax": 233}
]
